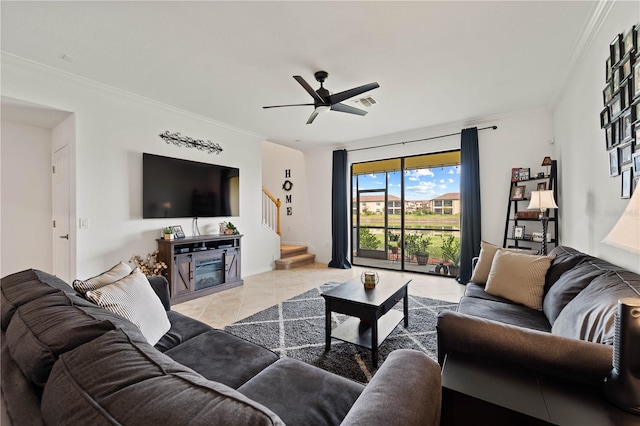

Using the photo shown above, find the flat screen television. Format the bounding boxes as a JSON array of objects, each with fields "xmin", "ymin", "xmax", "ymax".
[{"xmin": 142, "ymin": 153, "xmax": 239, "ymax": 218}]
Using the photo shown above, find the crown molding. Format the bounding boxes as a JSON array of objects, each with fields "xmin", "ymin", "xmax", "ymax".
[{"xmin": 1, "ymin": 52, "xmax": 266, "ymax": 142}]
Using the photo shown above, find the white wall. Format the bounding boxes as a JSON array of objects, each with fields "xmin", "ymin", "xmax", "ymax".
[
  {"xmin": 554, "ymin": 1, "xmax": 639, "ymax": 273},
  {"xmin": 1, "ymin": 121, "xmax": 53, "ymax": 275},
  {"xmin": 303, "ymin": 110, "xmax": 554, "ymax": 264},
  {"xmin": 261, "ymin": 141, "xmax": 312, "ymax": 246},
  {"xmin": 1, "ymin": 54, "xmax": 277, "ymax": 279}
]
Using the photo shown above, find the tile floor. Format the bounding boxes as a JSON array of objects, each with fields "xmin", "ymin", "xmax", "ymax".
[{"xmin": 172, "ymin": 263, "xmax": 465, "ymax": 329}]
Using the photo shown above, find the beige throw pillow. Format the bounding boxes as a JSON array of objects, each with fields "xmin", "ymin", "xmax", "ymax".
[
  {"xmin": 85, "ymin": 270, "xmax": 170, "ymax": 345},
  {"xmin": 73, "ymin": 261, "xmax": 132, "ymax": 294},
  {"xmin": 485, "ymin": 250, "xmax": 555, "ymax": 310},
  {"xmin": 469, "ymin": 241, "xmax": 502, "ymax": 284}
]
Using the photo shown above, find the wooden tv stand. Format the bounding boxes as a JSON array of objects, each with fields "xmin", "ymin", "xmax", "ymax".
[{"xmin": 156, "ymin": 234, "xmax": 243, "ymax": 304}]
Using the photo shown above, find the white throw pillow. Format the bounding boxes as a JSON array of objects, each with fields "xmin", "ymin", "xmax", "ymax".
[
  {"xmin": 85, "ymin": 270, "xmax": 171, "ymax": 345},
  {"xmin": 73, "ymin": 261, "xmax": 132, "ymax": 294},
  {"xmin": 485, "ymin": 250, "xmax": 555, "ymax": 310}
]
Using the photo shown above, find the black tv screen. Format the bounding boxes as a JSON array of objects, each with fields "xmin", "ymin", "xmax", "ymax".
[{"xmin": 142, "ymin": 153, "xmax": 239, "ymax": 218}]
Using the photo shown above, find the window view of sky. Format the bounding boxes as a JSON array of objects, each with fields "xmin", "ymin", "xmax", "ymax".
[{"xmin": 356, "ymin": 165, "xmax": 460, "ymax": 200}]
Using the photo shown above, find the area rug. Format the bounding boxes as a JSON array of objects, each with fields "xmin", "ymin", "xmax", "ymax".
[{"xmin": 224, "ymin": 282, "xmax": 458, "ymax": 383}]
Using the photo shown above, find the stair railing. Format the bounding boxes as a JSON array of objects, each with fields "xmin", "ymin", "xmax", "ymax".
[{"xmin": 262, "ymin": 186, "xmax": 281, "ymax": 236}]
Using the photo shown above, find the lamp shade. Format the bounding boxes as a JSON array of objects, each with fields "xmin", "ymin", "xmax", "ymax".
[
  {"xmin": 603, "ymin": 188, "xmax": 640, "ymax": 254},
  {"xmin": 528, "ymin": 190, "xmax": 558, "ymax": 210},
  {"xmin": 541, "ymin": 156, "xmax": 553, "ymax": 166}
]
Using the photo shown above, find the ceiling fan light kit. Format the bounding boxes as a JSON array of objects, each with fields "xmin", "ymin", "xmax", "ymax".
[{"xmin": 263, "ymin": 71, "xmax": 380, "ymax": 124}]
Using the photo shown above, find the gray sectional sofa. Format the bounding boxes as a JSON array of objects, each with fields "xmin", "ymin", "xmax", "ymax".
[
  {"xmin": 437, "ymin": 245, "xmax": 640, "ymax": 385},
  {"xmin": 1, "ymin": 269, "xmax": 442, "ymax": 426}
]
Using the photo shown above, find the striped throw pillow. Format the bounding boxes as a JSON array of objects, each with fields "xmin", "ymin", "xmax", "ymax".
[
  {"xmin": 85, "ymin": 270, "xmax": 170, "ymax": 345},
  {"xmin": 485, "ymin": 250, "xmax": 555, "ymax": 310},
  {"xmin": 73, "ymin": 262, "xmax": 132, "ymax": 294}
]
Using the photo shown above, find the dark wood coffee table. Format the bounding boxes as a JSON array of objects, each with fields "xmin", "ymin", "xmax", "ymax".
[{"xmin": 321, "ymin": 276, "xmax": 410, "ymax": 367}]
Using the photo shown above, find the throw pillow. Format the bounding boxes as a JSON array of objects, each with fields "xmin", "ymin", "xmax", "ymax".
[
  {"xmin": 485, "ymin": 250, "xmax": 555, "ymax": 310},
  {"xmin": 469, "ymin": 241, "xmax": 501, "ymax": 284},
  {"xmin": 73, "ymin": 261, "xmax": 132, "ymax": 294},
  {"xmin": 85, "ymin": 270, "xmax": 170, "ymax": 345}
]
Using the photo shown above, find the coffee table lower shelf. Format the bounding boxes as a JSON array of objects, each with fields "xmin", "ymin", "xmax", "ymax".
[{"xmin": 330, "ymin": 310, "xmax": 404, "ymax": 349}]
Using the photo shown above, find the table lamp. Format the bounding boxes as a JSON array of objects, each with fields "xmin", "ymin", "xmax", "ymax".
[
  {"xmin": 602, "ymin": 187, "xmax": 640, "ymax": 414},
  {"xmin": 527, "ymin": 190, "xmax": 558, "ymax": 255},
  {"xmin": 541, "ymin": 156, "xmax": 552, "ymax": 176}
]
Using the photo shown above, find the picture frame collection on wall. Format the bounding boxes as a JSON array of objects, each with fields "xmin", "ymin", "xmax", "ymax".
[{"xmin": 602, "ymin": 24, "xmax": 640, "ymax": 198}]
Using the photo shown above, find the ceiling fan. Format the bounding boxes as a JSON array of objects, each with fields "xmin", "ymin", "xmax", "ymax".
[{"xmin": 263, "ymin": 71, "xmax": 380, "ymax": 124}]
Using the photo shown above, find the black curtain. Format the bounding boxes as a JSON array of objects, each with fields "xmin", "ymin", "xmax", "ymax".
[
  {"xmin": 328, "ymin": 149, "xmax": 352, "ymax": 269},
  {"xmin": 458, "ymin": 127, "xmax": 482, "ymax": 283}
]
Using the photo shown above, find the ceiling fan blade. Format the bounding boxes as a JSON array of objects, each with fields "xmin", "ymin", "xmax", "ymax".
[
  {"xmin": 330, "ymin": 103, "xmax": 367, "ymax": 116},
  {"xmin": 327, "ymin": 82, "xmax": 379, "ymax": 105},
  {"xmin": 263, "ymin": 103, "xmax": 315, "ymax": 109},
  {"xmin": 306, "ymin": 109, "xmax": 320, "ymax": 125},
  {"xmin": 294, "ymin": 76, "xmax": 326, "ymax": 104}
]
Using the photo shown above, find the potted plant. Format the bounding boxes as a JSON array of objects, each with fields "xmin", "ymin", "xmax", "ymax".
[
  {"xmin": 163, "ymin": 227, "xmax": 173, "ymax": 240},
  {"xmin": 415, "ymin": 235, "xmax": 432, "ymax": 265},
  {"xmin": 225, "ymin": 222, "xmax": 239, "ymax": 235},
  {"xmin": 441, "ymin": 235, "xmax": 461, "ymax": 276},
  {"xmin": 404, "ymin": 233, "xmax": 419, "ymax": 263}
]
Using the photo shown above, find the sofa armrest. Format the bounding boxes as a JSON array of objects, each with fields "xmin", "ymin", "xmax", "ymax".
[
  {"xmin": 436, "ymin": 310, "xmax": 613, "ymax": 385},
  {"xmin": 340, "ymin": 349, "xmax": 441, "ymax": 426},
  {"xmin": 147, "ymin": 276, "xmax": 171, "ymax": 311}
]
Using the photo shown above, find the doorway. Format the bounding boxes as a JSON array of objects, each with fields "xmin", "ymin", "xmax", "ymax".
[{"xmin": 351, "ymin": 151, "xmax": 461, "ymax": 277}]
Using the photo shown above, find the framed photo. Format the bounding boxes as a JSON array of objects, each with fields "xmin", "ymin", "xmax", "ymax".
[
  {"xmin": 633, "ymin": 61, "xmax": 640, "ymax": 99},
  {"xmin": 623, "ymin": 29, "xmax": 635, "ymax": 56},
  {"xmin": 600, "ymin": 107, "xmax": 610, "ymax": 128},
  {"xmin": 605, "ymin": 124, "xmax": 614, "ymax": 150},
  {"xmin": 620, "ymin": 143, "xmax": 633, "ymax": 165},
  {"xmin": 603, "ymin": 84, "xmax": 613, "ymax": 104},
  {"xmin": 620, "ymin": 54, "xmax": 632, "ymax": 80},
  {"xmin": 609, "ymin": 148, "xmax": 620, "ymax": 177},
  {"xmin": 633, "ymin": 151, "xmax": 640, "ymax": 174},
  {"xmin": 611, "ymin": 34, "xmax": 622, "ymax": 65},
  {"xmin": 633, "ymin": 176, "xmax": 639, "ymax": 194},
  {"xmin": 633, "ymin": 100, "xmax": 640, "ymax": 125},
  {"xmin": 513, "ymin": 225, "xmax": 525, "ymax": 240},
  {"xmin": 612, "ymin": 119, "xmax": 621, "ymax": 146},
  {"xmin": 620, "ymin": 110, "xmax": 633, "ymax": 143},
  {"xmin": 606, "ymin": 57, "xmax": 613, "ymax": 82},
  {"xmin": 610, "ymin": 94, "xmax": 622, "ymax": 118},
  {"xmin": 172, "ymin": 225, "xmax": 185, "ymax": 239},
  {"xmin": 510, "ymin": 185, "xmax": 526, "ymax": 201},
  {"xmin": 621, "ymin": 168, "xmax": 632, "ymax": 199},
  {"xmin": 636, "ymin": 25, "xmax": 640, "ymax": 57},
  {"xmin": 519, "ymin": 168, "xmax": 530, "ymax": 181},
  {"xmin": 511, "ymin": 168, "xmax": 520, "ymax": 182},
  {"xmin": 621, "ymin": 81, "xmax": 631, "ymax": 109},
  {"xmin": 536, "ymin": 182, "xmax": 547, "ymax": 191},
  {"xmin": 613, "ymin": 67, "xmax": 621, "ymax": 92}
]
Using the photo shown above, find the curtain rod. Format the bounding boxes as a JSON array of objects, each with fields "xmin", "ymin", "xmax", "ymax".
[{"xmin": 347, "ymin": 125, "xmax": 498, "ymax": 153}]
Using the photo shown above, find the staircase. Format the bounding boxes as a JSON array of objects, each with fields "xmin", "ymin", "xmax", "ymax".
[{"xmin": 275, "ymin": 244, "xmax": 316, "ymax": 270}]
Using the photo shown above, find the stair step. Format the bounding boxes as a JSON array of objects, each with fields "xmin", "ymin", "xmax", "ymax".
[
  {"xmin": 280, "ymin": 244, "xmax": 308, "ymax": 259},
  {"xmin": 275, "ymin": 253, "xmax": 315, "ymax": 270}
]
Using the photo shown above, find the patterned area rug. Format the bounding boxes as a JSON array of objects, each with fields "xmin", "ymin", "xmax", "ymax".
[{"xmin": 225, "ymin": 282, "xmax": 458, "ymax": 383}]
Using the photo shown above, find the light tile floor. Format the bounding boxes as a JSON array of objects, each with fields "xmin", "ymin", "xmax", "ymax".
[{"xmin": 173, "ymin": 263, "xmax": 465, "ymax": 329}]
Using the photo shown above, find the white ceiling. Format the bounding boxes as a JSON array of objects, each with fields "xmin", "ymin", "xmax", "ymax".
[{"xmin": 1, "ymin": 1, "xmax": 601, "ymax": 150}]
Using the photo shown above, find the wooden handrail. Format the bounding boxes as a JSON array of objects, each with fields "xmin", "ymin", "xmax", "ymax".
[{"xmin": 262, "ymin": 186, "xmax": 281, "ymax": 236}]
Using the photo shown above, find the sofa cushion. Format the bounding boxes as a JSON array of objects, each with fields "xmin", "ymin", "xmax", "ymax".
[
  {"xmin": 1, "ymin": 269, "xmax": 75, "ymax": 330},
  {"xmin": 238, "ymin": 357, "xmax": 363, "ymax": 426},
  {"xmin": 545, "ymin": 246, "xmax": 591, "ymax": 292},
  {"xmin": 457, "ymin": 297, "xmax": 551, "ymax": 332},
  {"xmin": 73, "ymin": 261, "xmax": 132, "ymax": 294},
  {"xmin": 542, "ymin": 261, "xmax": 608, "ymax": 324},
  {"xmin": 85, "ymin": 270, "xmax": 171, "ymax": 345},
  {"xmin": 552, "ymin": 270, "xmax": 640, "ymax": 345},
  {"xmin": 163, "ymin": 329, "xmax": 279, "ymax": 389},
  {"xmin": 463, "ymin": 283, "xmax": 513, "ymax": 303},
  {"xmin": 155, "ymin": 310, "xmax": 213, "ymax": 352},
  {"xmin": 5, "ymin": 292, "xmax": 118, "ymax": 386},
  {"xmin": 485, "ymin": 250, "xmax": 555, "ymax": 310},
  {"xmin": 41, "ymin": 329, "xmax": 284, "ymax": 426}
]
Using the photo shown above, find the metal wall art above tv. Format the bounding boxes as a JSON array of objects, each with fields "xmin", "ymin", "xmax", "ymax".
[{"xmin": 143, "ymin": 153, "xmax": 239, "ymax": 218}]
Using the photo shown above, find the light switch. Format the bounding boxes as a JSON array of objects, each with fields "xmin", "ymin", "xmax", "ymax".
[{"xmin": 79, "ymin": 218, "xmax": 89, "ymax": 229}]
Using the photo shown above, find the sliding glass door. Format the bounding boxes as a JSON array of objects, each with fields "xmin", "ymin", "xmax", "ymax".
[{"xmin": 351, "ymin": 151, "xmax": 461, "ymax": 276}]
